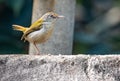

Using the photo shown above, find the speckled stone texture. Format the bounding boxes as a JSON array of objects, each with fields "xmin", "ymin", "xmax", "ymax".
[{"xmin": 0, "ymin": 55, "xmax": 120, "ymax": 81}]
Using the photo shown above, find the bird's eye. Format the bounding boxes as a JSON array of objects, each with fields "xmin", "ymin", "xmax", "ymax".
[{"xmin": 50, "ymin": 15, "xmax": 54, "ymax": 18}]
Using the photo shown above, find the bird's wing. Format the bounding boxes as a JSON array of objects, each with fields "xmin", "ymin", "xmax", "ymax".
[
  {"xmin": 21, "ymin": 19, "xmax": 43, "ymax": 41},
  {"xmin": 30, "ymin": 18, "xmax": 43, "ymax": 29}
]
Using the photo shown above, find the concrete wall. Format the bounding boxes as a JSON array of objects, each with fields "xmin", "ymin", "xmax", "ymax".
[{"xmin": 0, "ymin": 55, "xmax": 120, "ymax": 81}]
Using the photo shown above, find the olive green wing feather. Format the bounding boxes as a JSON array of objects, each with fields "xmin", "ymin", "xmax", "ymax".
[
  {"xmin": 21, "ymin": 19, "xmax": 43, "ymax": 41},
  {"xmin": 30, "ymin": 18, "xmax": 43, "ymax": 29}
]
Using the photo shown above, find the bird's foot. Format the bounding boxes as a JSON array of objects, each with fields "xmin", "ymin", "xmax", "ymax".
[{"xmin": 35, "ymin": 52, "xmax": 40, "ymax": 55}]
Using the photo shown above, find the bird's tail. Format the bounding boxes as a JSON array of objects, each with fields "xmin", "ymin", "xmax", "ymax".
[{"xmin": 12, "ymin": 24, "xmax": 28, "ymax": 33}]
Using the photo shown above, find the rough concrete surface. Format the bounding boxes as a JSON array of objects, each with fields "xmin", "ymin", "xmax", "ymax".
[{"xmin": 0, "ymin": 55, "xmax": 120, "ymax": 81}]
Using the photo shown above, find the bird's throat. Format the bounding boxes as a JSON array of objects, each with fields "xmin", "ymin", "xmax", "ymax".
[{"xmin": 43, "ymin": 22, "xmax": 53, "ymax": 29}]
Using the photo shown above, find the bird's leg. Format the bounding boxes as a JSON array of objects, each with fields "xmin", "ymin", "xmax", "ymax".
[{"xmin": 33, "ymin": 42, "xmax": 40, "ymax": 55}]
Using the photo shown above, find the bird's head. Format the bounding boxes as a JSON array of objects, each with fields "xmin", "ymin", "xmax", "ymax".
[{"xmin": 41, "ymin": 12, "xmax": 64, "ymax": 23}]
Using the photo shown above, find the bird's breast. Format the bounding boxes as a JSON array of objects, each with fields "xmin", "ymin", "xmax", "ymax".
[{"xmin": 26, "ymin": 25, "xmax": 54, "ymax": 43}]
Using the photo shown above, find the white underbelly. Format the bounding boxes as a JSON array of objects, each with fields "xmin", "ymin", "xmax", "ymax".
[{"xmin": 26, "ymin": 27, "xmax": 53, "ymax": 43}]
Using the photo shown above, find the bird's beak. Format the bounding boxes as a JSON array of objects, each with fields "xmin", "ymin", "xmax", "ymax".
[{"xmin": 57, "ymin": 15, "xmax": 64, "ymax": 18}]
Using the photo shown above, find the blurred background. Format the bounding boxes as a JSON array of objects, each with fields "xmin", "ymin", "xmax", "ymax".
[
  {"xmin": 0, "ymin": 0, "xmax": 120, "ymax": 54},
  {"xmin": 0, "ymin": 0, "xmax": 32, "ymax": 54},
  {"xmin": 73, "ymin": 0, "xmax": 120, "ymax": 54}
]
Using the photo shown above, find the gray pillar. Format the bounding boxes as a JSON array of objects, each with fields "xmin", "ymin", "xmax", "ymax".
[{"xmin": 29, "ymin": 0, "xmax": 75, "ymax": 55}]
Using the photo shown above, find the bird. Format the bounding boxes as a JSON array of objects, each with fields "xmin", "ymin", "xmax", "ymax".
[{"xmin": 13, "ymin": 12, "xmax": 64, "ymax": 55}]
